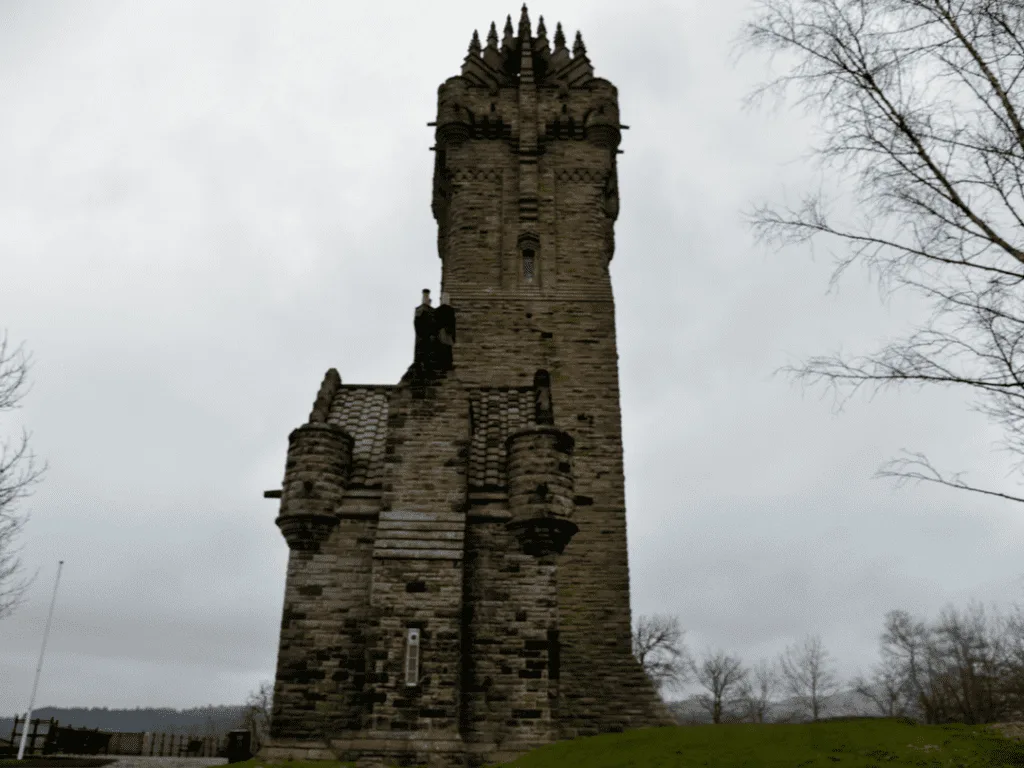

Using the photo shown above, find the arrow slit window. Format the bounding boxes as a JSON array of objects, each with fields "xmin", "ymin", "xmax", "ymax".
[{"xmin": 405, "ymin": 628, "xmax": 420, "ymax": 686}]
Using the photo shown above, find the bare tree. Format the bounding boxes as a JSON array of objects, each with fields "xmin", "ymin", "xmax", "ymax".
[
  {"xmin": 778, "ymin": 634, "xmax": 840, "ymax": 721},
  {"xmin": 242, "ymin": 680, "xmax": 273, "ymax": 754},
  {"xmin": 878, "ymin": 609, "xmax": 934, "ymax": 720},
  {"xmin": 737, "ymin": 658, "xmax": 780, "ymax": 723},
  {"xmin": 632, "ymin": 614, "xmax": 691, "ymax": 695},
  {"xmin": 873, "ymin": 603, "xmax": 1024, "ymax": 723},
  {"xmin": 930, "ymin": 602, "xmax": 1009, "ymax": 723},
  {"xmin": 852, "ymin": 652, "xmax": 914, "ymax": 717},
  {"xmin": 742, "ymin": 0, "xmax": 1024, "ymax": 503},
  {"xmin": 0, "ymin": 332, "xmax": 44, "ymax": 620},
  {"xmin": 692, "ymin": 648, "xmax": 748, "ymax": 724},
  {"xmin": 1000, "ymin": 603, "xmax": 1024, "ymax": 717}
]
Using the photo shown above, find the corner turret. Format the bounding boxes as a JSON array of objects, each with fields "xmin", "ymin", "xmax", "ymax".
[
  {"xmin": 505, "ymin": 370, "xmax": 578, "ymax": 556},
  {"xmin": 274, "ymin": 368, "xmax": 353, "ymax": 551}
]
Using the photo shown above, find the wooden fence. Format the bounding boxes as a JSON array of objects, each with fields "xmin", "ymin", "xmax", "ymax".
[
  {"xmin": 5, "ymin": 717, "xmax": 56, "ymax": 757},
  {"xmin": 6, "ymin": 717, "xmax": 227, "ymax": 758}
]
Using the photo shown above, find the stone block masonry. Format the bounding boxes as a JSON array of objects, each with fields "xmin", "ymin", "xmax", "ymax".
[{"xmin": 260, "ymin": 6, "xmax": 673, "ymax": 767}]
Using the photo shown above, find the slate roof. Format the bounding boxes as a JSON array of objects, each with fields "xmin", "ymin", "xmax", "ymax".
[
  {"xmin": 324, "ymin": 385, "xmax": 535, "ymax": 491},
  {"xmin": 468, "ymin": 387, "xmax": 535, "ymax": 490},
  {"xmin": 326, "ymin": 386, "xmax": 391, "ymax": 488}
]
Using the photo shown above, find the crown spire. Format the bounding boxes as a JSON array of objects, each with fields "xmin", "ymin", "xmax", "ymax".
[
  {"xmin": 573, "ymin": 30, "xmax": 587, "ymax": 57},
  {"xmin": 553, "ymin": 21, "xmax": 566, "ymax": 51},
  {"xmin": 535, "ymin": 15, "xmax": 550, "ymax": 55},
  {"xmin": 502, "ymin": 14, "xmax": 515, "ymax": 52},
  {"xmin": 518, "ymin": 4, "xmax": 531, "ymax": 37},
  {"xmin": 468, "ymin": 29, "xmax": 482, "ymax": 56},
  {"xmin": 486, "ymin": 21, "xmax": 499, "ymax": 49}
]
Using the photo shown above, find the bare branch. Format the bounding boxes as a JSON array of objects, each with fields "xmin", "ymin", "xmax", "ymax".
[
  {"xmin": 877, "ymin": 450, "xmax": 1024, "ymax": 504},
  {"xmin": 0, "ymin": 330, "xmax": 44, "ymax": 619},
  {"xmin": 741, "ymin": 0, "xmax": 1024, "ymax": 506}
]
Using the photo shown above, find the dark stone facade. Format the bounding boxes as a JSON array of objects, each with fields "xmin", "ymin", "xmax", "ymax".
[{"xmin": 261, "ymin": 6, "xmax": 672, "ymax": 766}]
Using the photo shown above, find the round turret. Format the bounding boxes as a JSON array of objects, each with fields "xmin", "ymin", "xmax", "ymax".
[
  {"xmin": 275, "ymin": 422, "xmax": 353, "ymax": 551},
  {"xmin": 584, "ymin": 79, "xmax": 621, "ymax": 150},
  {"xmin": 505, "ymin": 425, "xmax": 578, "ymax": 556},
  {"xmin": 436, "ymin": 77, "xmax": 473, "ymax": 149}
]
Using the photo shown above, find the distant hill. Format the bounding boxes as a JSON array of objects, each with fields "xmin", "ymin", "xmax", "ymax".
[{"xmin": 0, "ymin": 706, "xmax": 247, "ymax": 738}]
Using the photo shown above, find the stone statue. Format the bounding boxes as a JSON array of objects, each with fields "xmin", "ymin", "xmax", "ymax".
[
  {"xmin": 413, "ymin": 289, "xmax": 436, "ymax": 375},
  {"xmin": 408, "ymin": 289, "xmax": 456, "ymax": 379},
  {"xmin": 434, "ymin": 291, "xmax": 456, "ymax": 372}
]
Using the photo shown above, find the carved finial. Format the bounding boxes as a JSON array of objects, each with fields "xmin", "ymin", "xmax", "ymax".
[
  {"xmin": 534, "ymin": 15, "xmax": 550, "ymax": 56},
  {"xmin": 502, "ymin": 14, "xmax": 515, "ymax": 49},
  {"xmin": 469, "ymin": 29, "xmax": 481, "ymax": 56},
  {"xmin": 487, "ymin": 21, "xmax": 499, "ymax": 49},
  {"xmin": 573, "ymin": 30, "xmax": 586, "ymax": 57},
  {"xmin": 518, "ymin": 4, "xmax": 531, "ymax": 37},
  {"xmin": 553, "ymin": 22, "xmax": 566, "ymax": 51}
]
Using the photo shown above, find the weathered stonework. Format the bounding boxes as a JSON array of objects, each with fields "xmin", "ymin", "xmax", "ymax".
[{"xmin": 261, "ymin": 6, "xmax": 672, "ymax": 766}]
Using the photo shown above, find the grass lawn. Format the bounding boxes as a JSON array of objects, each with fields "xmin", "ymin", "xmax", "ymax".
[
  {"xmin": 493, "ymin": 719, "xmax": 1024, "ymax": 767},
  {"xmin": 228, "ymin": 719, "xmax": 1024, "ymax": 768}
]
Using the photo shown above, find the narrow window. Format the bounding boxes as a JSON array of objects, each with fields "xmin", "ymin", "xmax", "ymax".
[
  {"xmin": 523, "ymin": 248, "xmax": 535, "ymax": 283},
  {"xmin": 405, "ymin": 628, "xmax": 420, "ymax": 686}
]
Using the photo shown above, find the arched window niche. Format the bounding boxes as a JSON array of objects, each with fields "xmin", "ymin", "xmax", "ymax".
[{"xmin": 518, "ymin": 232, "xmax": 540, "ymax": 287}]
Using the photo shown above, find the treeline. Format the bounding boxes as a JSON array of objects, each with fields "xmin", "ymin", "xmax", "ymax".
[
  {"xmin": 635, "ymin": 600, "xmax": 1024, "ymax": 725},
  {"xmin": 852, "ymin": 604, "xmax": 1024, "ymax": 724},
  {"xmin": 0, "ymin": 706, "xmax": 247, "ymax": 737}
]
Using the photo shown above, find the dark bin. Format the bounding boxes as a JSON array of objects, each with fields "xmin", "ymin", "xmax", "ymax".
[{"xmin": 225, "ymin": 730, "xmax": 252, "ymax": 763}]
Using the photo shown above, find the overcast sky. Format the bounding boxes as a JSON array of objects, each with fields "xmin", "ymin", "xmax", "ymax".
[{"xmin": 1, "ymin": 0, "xmax": 1022, "ymax": 715}]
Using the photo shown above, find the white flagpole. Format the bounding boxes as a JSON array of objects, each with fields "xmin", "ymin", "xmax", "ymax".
[{"xmin": 17, "ymin": 560, "xmax": 64, "ymax": 761}]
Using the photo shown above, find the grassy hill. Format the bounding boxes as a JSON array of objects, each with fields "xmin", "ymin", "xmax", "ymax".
[
  {"xmin": 231, "ymin": 718, "xmax": 1024, "ymax": 768},
  {"xmin": 491, "ymin": 719, "xmax": 1024, "ymax": 767}
]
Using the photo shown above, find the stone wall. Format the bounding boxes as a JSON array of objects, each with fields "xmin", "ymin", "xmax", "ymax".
[
  {"xmin": 354, "ymin": 376, "xmax": 471, "ymax": 760},
  {"xmin": 270, "ymin": 514, "xmax": 377, "ymax": 740}
]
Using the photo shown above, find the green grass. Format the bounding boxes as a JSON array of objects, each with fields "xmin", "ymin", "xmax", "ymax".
[
  {"xmin": 224, "ymin": 719, "xmax": 1024, "ymax": 768},
  {"xmin": 493, "ymin": 719, "xmax": 1024, "ymax": 768}
]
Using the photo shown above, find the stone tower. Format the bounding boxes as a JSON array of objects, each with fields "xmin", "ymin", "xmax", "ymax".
[{"xmin": 261, "ymin": 6, "xmax": 670, "ymax": 766}]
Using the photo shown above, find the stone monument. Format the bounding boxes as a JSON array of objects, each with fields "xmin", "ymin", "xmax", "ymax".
[{"xmin": 261, "ymin": 6, "xmax": 671, "ymax": 766}]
